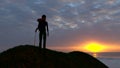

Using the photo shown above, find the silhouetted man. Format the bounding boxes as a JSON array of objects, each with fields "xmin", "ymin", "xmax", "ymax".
[{"xmin": 35, "ymin": 15, "xmax": 49, "ymax": 49}]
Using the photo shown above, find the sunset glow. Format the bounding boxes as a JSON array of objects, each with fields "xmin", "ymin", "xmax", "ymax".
[{"xmin": 83, "ymin": 42, "xmax": 106, "ymax": 53}]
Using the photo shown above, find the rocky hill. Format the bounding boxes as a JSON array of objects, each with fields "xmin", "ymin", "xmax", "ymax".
[{"xmin": 0, "ymin": 45, "xmax": 108, "ymax": 68}]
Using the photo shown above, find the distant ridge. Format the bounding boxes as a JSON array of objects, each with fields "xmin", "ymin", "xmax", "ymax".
[{"xmin": 0, "ymin": 45, "xmax": 108, "ymax": 68}]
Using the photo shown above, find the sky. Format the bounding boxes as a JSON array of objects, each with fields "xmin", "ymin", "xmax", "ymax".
[{"xmin": 1, "ymin": 0, "xmax": 120, "ymax": 52}]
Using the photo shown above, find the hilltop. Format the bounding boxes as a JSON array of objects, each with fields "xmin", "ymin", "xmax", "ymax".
[{"xmin": 0, "ymin": 45, "xmax": 108, "ymax": 68}]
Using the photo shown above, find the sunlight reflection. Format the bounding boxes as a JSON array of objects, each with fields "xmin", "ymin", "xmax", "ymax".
[{"xmin": 93, "ymin": 53, "xmax": 98, "ymax": 58}]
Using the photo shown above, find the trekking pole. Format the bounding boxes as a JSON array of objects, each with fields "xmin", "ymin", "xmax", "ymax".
[{"xmin": 34, "ymin": 32, "xmax": 36, "ymax": 46}]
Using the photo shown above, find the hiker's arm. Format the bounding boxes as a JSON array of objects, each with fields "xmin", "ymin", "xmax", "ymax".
[
  {"xmin": 46, "ymin": 22, "xmax": 49, "ymax": 36},
  {"xmin": 35, "ymin": 28, "xmax": 38, "ymax": 32},
  {"xmin": 35, "ymin": 19, "xmax": 41, "ymax": 32},
  {"xmin": 35, "ymin": 19, "xmax": 39, "ymax": 32}
]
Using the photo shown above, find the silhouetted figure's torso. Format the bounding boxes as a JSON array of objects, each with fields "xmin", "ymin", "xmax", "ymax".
[{"xmin": 37, "ymin": 19, "xmax": 48, "ymax": 32}]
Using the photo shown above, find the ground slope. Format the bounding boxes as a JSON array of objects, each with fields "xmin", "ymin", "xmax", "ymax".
[{"xmin": 0, "ymin": 45, "xmax": 108, "ymax": 68}]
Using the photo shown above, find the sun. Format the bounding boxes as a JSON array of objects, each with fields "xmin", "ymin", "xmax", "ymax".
[{"xmin": 83, "ymin": 42, "xmax": 105, "ymax": 53}]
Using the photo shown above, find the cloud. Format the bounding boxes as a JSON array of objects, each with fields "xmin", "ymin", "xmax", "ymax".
[{"xmin": 1, "ymin": 0, "xmax": 120, "ymax": 51}]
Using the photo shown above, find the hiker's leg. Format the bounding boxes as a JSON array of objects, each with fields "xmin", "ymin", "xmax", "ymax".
[
  {"xmin": 43, "ymin": 32, "xmax": 46, "ymax": 49},
  {"xmin": 39, "ymin": 32, "xmax": 42, "ymax": 49}
]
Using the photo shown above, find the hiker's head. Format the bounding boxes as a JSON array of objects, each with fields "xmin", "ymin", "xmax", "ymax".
[{"xmin": 42, "ymin": 15, "xmax": 46, "ymax": 21}]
